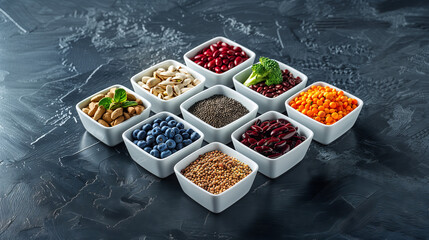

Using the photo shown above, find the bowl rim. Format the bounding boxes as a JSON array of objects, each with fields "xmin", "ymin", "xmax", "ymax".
[
  {"xmin": 231, "ymin": 110, "xmax": 314, "ymax": 161},
  {"xmin": 285, "ymin": 81, "xmax": 364, "ymax": 128},
  {"xmin": 173, "ymin": 142, "xmax": 259, "ymax": 197},
  {"xmin": 122, "ymin": 111, "xmax": 205, "ymax": 162},
  {"xmin": 130, "ymin": 59, "xmax": 207, "ymax": 103},
  {"xmin": 183, "ymin": 36, "xmax": 256, "ymax": 76},
  {"xmin": 180, "ymin": 85, "xmax": 259, "ymax": 131},
  {"xmin": 75, "ymin": 84, "xmax": 151, "ymax": 130},
  {"xmin": 233, "ymin": 59, "xmax": 308, "ymax": 101}
]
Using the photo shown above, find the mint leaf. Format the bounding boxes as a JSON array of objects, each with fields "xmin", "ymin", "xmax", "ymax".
[
  {"xmin": 121, "ymin": 101, "xmax": 138, "ymax": 108},
  {"xmin": 99, "ymin": 97, "xmax": 112, "ymax": 109},
  {"xmin": 114, "ymin": 88, "xmax": 127, "ymax": 103},
  {"xmin": 110, "ymin": 102, "xmax": 122, "ymax": 110}
]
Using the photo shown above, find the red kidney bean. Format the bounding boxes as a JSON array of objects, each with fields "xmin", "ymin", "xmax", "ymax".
[
  {"xmin": 257, "ymin": 86, "xmax": 263, "ymax": 92},
  {"xmin": 228, "ymin": 62, "xmax": 235, "ymax": 69},
  {"xmin": 278, "ymin": 129, "xmax": 296, "ymax": 140},
  {"xmin": 222, "ymin": 58, "xmax": 229, "ymax": 64},
  {"xmin": 220, "ymin": 42, "xmax": 229, "ymax": 48},
  {"xmin": 212, "ymin": 50, "xmax": 220, "ymax": 58},
  {"xmin": 210, "ymin": 45, "xmax": 217, "ymax": 52},
  {"xmin": 281, "ymin": 144, "xmax": 291, "ymax": 154},
  {"xmin": 266, "ymin": 123, "xmax": 281, "ymax": 132},
  {"xmin": 270, "ymin": 126, "xmax": 289, "ymax": 136},
  {"xmin": 207, "ymin": 59, "xmax": 216, "ymax": 69},
  {"xmin": 221, "ymin": 65, "xmax": 228, "ymax": 71},
  {"xmin": 227, "ymin": 50, "xmax": 235, "ymax": 56},
  {"xmin": 250, "ymin": 125, "xmax": 263, "ymax": 133},
  {"xmin": 274, "ymin": 140, "xmax": 287, "ymax": 148},
  {"xmin": 248, "ymin": 138, "xmax": 257, "ymax": 145},
  {"xmin": 260, "ymin": 121, "xmax": 270, "ymax": 128},
  {"xmin": 264, "ymin": 137, "xmax": 280, "ymax": 147},
  {"xmin": 255, "ymin": 146, "xmax": 272, "ymax": 153},
  {"xmin": 277, "ymin": 119, "xmax": 289, "ymax": 124},
  {"xmin": 240, "ymin": 51, "xmax": 247, "ymax": 57},
  {"xmin": 253, "ymin": 119, "xmax": 261, "ymax": 126},
  {"xmin": 214, "ymin": 66, "xmax": 222, "ymax": 73},
  {"xmin": 241, "ymin": 138, "xmax": 249, "ymax": 146},
  {"xmin": 246, "ymin": 130, "xmax": 259, "ymax": 137},
  {"xmin": 234, "ymin": 57, "xmax": 243, "ymax": 66},
  {"xmin": 233, "ymin": 46, "xmax": 242, "ymax": 52},
  {"xmin": 215, "ymin": 58, "xmax": 222, "ymax": 66}
]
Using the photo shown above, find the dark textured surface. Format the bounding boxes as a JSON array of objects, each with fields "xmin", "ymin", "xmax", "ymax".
[{"xmin": 1, "ymin": 0, "xmax": 428, "ymax": 239}]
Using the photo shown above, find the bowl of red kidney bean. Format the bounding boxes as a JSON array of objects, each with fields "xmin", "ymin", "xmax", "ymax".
[
  {"xmin": 231, "ymin": 111, "xmax": 313, "ymax": 178},
  {"xmin": 184, "ymin": 36, "xmax": 255, "ymax": 87},
  {"xmin": 233, "ymin": 59, "xmax": 307, "ymax": 114}
]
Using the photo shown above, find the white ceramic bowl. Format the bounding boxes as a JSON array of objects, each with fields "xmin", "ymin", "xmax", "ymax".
[
  {"xmin": 76, "ymin": 84, "xmax": 151, "ymax": 147},
  {"xmin": 183, "ymin": 36, "xmax": 256, "ymax": 88},
  {"xmin": 130, "ymin": 59, "xmax": 206, "ymax": 115},
  {"xmin": 180, "ymin": 85, "xmax": 258, "ymax": 144},
  {"xmin": 285, "ymin": 81, "xmax": 364, "ymax": 145},
  {"xmin": 174, "ymin": 142, "xmax": 258, "ymax": 213},
  {"xmin": 231, "ymin": 111, "xmax": 313, "ymax": 178},
  {"xmin": 233, "ymin": 59, "xmax": 308, "ymax": 114},
  {"xmin": 122, "ymin": 112, "xmax": 204, "ymax": 178}
]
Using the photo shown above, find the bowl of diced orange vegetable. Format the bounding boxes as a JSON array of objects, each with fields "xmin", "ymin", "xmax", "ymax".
[{"xmin": 285, "ymin": 81, "xmax": 363, "ymax": 144}]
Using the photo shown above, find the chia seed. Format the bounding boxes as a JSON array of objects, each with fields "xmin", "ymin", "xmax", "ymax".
[{"xmin": 188, "ymin": 95, "xmax": 249, "ymax": 128}]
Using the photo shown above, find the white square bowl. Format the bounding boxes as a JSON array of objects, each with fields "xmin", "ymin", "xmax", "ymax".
[
  {"xmin": 76, "ymin": 84, "xmax": 152, "ymax": 147},
  {"xmin": 180, "ymin": 85, "xmax": 258, "ymax": 144},
  {"xmin": 233, "ymin": 59, "xmax": 308, "ymax": 114},
  {"xmin": 130, "ymin": 59, "xmax": 206, "ymax": 115},
  {"xmin": 122, "ymin": 112, "xmax": 204, "ymax": 178},
  {"xmin": 231, "ymin": 111, "xmax": 313, "ymax": 178},
  {"xmin": 183, "ymin": 36, "xmax": 256, "ymax": 88},
  {"xmin": 174, "ymin": 142, "xmax": 258, "ymax": 213},
  {"xmin": 285, "ymin": 81, "xmax": 364, "ymax": 145}
]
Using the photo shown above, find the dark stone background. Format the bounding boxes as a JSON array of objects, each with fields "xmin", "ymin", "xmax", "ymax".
[{"xmin": 0, "ymin": 0, "xmax": 428, "ymax": 239}]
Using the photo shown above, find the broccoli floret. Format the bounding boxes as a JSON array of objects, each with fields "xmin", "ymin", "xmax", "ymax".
[
  {"xmin": 243, "ymin": 57, "xmax": 283, "ymax": 87},
  {"xmin": 260, "ymin": 57, "xmax": 283, "ymax": 86},
  {"xmin": 243, "ymin": 63, "xmax": 268, "ymax": 87}
]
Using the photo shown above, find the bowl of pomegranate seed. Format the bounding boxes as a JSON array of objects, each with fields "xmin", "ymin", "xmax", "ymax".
[
  {"xmin": 184, "ymin": 36, "xmax": 255, "ymax": 88},
  {"xmin": 233, "ymin": 57, "xmax": 307, "ymax": 114}
]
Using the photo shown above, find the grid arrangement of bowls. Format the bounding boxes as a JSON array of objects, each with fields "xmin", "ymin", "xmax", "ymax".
[{"xmin": 75, "ymin": 36, "xmax": 364, "ymax": 213}]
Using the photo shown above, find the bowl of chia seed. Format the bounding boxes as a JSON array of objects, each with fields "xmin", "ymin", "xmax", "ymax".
[{"xmin": 180, "ymin": 85, "xmax": 258, "ymax": 144}]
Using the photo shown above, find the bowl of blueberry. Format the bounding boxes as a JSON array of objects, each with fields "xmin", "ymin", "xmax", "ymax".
[{"xmin": 122, "ymin": 112, "xmax": 204, "ymax": 178}]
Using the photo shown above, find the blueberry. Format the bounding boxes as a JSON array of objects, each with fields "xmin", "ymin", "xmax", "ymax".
[
  {"xmin": 160, "ymin": 121, "xmax": 168, "ymax": 127},
  {"xmin": 182, "ymin": 132, "xmax": 190, "ymax": 139},
  {"xmin": 132, "ymin": 129, "xmax": 140, "ymax": 139},
  {"xmin": 137, "ymin": 141, "xmax": 147, "ymax": 148},
  {"xmin": 165, "ymin": 129, "xmax": 173, "ymax": 139},
  {"xmin": 165, "ymin": 139, "xmax": 176, "ymax": 149},
  {"xmin": 183, "ymin": 139, "xmax": 192, "ymax": 146},
  {"xmin": 142, "ymin": 124, "xmax": 152, "ymax": 132},
  {"xmin": 172, "ymin": 127, "xmax": 180, "ymax": 135},
  {"xmin": 176, "ymin": 122, "xmax": 185, "ymax": 129},
  {"xmin": 150, "ymin": 149, "xmax": 160, "ymax": 158},
  {"xmin": 161, "ymin": 126, "xmax": 169, "ymax": 132},
  {"xmin": 143, "ymin": 147, "xmax": 152, "ymax": 153},
  {"xmin": 133, "ymin": 140, "xmax": 139, "ymax": 145},
  {"xmin": 147, "ymin": 130, "xmax": 152, "ymax": 136},
  {"xmin": 168, "ymin": 120, "xmax": 177, "ymax": 127},
  {"xmin": 158, "ymin": 143, "xmax": 167, "ymax": 152},
  {"xmin": 153, "ymin": 118, "xmax": 162, "ymax": 124},
  {"xmin": 137, "ymin": 130, "xmax": 146, "ymax": 140},
  {"xmin": 179, "ymin": 129, "xmax": 186, "ymax": 134},
  {"xmin": 174, "ymin": 134, "xmax": 183, "ymax": 143},
  {"xmin": 152, "ymin": 123, "xmax": 160, "ymax": 128},
  {"xmin": 146, "ymin": 135, "xmax": 155, "ymax": 145},
  {"xmin": 186, "ymin": 128, "xmax": 194, "ymax": 135},
  {"xmin": 190, "ymin": 132, "xmax": 200, "ymax": 141},
  {"xmin": 156, "ymin": 134, "xmax": 166, "ymax": 144},
  {"xmin": 152, "ymin": 127, "xmax": 161, "ymax": 136},
  {"xmin": 160, "ymin": 150, "xmax": 172, "ymax": 159},
  {"xmin": 176, "ymin": 142, "xmax": 184, "ymax": 150},
  {"xmin": 153, "ymin": 145, "xmax": 158, "ymax": 151},
  {"xmin": 172, "ymin": 149, "xmax": 177, "ymax": 154},
  {"xmin": 165, "ymin": 116, "xmax": 174, "ymax": 122}
]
